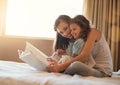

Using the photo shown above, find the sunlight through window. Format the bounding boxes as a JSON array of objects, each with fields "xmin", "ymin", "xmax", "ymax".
[{"xmin": 6, "ymin": 0, "xmax": 84, "ymax": 39}]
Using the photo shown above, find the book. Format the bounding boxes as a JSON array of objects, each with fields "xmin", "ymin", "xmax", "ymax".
[{"xmin": 18, "ymin": 42, "xmax": 49, "ymax": 71}]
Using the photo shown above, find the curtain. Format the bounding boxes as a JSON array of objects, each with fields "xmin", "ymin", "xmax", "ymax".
[
  {"xmin": 83, "ymin": 0, "xmax": 120, "ymax": 71},
  {"xmin": 0, "ymin": 0, "xmax": 7, "ymax": 36}
]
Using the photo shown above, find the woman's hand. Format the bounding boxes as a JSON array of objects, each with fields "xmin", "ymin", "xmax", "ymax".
[{"xmin": 56, "ymin": 49, "xmax": 66, "ymax": 55}]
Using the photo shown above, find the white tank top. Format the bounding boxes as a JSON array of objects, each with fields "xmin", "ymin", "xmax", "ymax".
[{"xmin": 92, "ymin": 33, "xmax": 113, "ymax": 76}]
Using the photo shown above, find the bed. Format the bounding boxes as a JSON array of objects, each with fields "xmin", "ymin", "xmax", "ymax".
[{"xmin": 0, "ymin": 60, "xmax": 120, "ymax": 85}]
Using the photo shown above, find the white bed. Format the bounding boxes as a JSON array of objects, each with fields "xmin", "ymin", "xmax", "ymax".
[{"xmin": 0, "ymin": 60, "xmax": 120, "ymax": 85}]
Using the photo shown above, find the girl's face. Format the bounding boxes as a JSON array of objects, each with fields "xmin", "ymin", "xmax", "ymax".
[
  {"xmin": 70, "ymin": 23, "xmax": 82, "ymax": 39},
  {"xmin": 57, "ymin": 21, "xmax": 72, "ymax": 39}
]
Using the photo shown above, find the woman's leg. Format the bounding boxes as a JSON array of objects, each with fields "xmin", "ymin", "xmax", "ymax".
[{"xmin": 64, "ymin": 61, "xmax": 108, "ymax": 77}]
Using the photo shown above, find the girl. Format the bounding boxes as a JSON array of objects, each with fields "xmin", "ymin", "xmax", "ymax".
[{"xmin": 47, "ymin": 15, "xmax": 113, "ymax": 77}]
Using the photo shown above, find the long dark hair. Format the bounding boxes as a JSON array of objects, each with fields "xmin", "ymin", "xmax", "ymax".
[
  {"xmin": 55, "ymin": 33, "xmax": 70, "ymax": 51},
  {"xmin": 54, "ymin": 15, "xmax": 71, "ymax": 51},
  {"xmin": 70, "ymin": 15, "xmax": 90, "ymax": 41}
]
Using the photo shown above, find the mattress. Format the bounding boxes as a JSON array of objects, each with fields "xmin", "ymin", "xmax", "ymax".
[{"xmin": 0, "ymin": 60, "xmax": 120, "ymax": 85}]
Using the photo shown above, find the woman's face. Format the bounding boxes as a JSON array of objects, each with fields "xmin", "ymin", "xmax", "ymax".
[
  {"xmin": 57, "ymin": 21, "xmax": 72, "ymax": 39},
  {"xmin": 70, "ymin": 23, "xmax": 82, "ymax": 39}
]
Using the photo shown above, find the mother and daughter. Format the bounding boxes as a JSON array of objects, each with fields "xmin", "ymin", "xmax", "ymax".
[{"xmin": 47, "ymin": 15, "xmax": 113, "ymax": 77}]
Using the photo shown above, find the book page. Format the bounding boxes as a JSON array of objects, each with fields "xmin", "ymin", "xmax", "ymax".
[
  {"xmin": 19, "ymin": 42, "xmax": 49, "ymax": 71},
  {"xmin": 25, "ymin": 42, "xmax": 49, "ymax": 65}
]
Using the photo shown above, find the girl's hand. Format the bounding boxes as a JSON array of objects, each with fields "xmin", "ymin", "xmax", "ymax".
[
  {"xmin": 47, "ymin": 57, "xmax": 58, "ymax": 64},
  {"xmin": 47, "ymin": 57, "xmax": 72, "ymax": 72},
  {"xmin": 47, "ymin": 57, "xmax": 60, "ymax": 72},
  {"xmin": 47, "ymin": 63, "xmax": 60, "ymax": 72}
]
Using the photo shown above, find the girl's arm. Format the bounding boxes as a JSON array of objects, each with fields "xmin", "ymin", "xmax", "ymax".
[
  {"xmin": 72, "ymin": 29, "xmax": 99, "ymax": 61},
  {"xmin": 51, "ymin": 29, "xmax": 100, "ymax": 72}
]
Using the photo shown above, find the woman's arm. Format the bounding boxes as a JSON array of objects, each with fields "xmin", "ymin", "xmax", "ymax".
[{"xmin": 53, "ymin": 33, "xmax": 58, "ymax": 51}]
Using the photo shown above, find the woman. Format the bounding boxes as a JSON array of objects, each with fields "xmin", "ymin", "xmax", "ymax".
[
  {"xmin": 52, "ymin": 15, "xmax": 72, "ymax": 55},
  {"xmin": 47, "ymin": 15, "xmax": 113, "ymax": 77},
  {"xmin": 50, "ymin": 15, "xmax": 72, "ymax": 61}
]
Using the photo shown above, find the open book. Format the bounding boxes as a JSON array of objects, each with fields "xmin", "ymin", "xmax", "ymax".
[{"xmin": 18, "ymin": 42, "xmax": 49, "ymax": 71}]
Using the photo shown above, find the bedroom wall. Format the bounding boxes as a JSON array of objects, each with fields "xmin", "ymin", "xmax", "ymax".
[{"xmin": 0, "ymin": 36, "xmax": 54, "ymax": 62}]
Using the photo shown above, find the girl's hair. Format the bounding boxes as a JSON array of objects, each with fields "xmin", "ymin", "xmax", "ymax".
[
  {"xmin": 70, "ymin": 15, "xmax": 90, "ymax": 41},
  {"xmin": 54, "ymin": 15, "xmax": 71, "ymax": 51}
]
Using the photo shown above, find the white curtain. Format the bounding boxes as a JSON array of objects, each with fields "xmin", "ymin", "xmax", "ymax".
[{"xmin": 0, "ymin": 0, "xmax": 7, "ymax": 36}]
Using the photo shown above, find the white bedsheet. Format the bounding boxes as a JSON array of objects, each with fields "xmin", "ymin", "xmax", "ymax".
[{"xmin": 0, "ymin": 60, "xmax": 120, "ymax": 85}]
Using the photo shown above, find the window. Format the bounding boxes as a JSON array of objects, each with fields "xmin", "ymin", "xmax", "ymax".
[{"xmin": 6, "ymin": 0, "xmax": 84, "ymax": 39}]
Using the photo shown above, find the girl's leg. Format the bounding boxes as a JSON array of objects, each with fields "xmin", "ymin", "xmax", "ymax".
[{"xmin": 64, "ymin": 61, "xmax": 108, "ymax": 77}]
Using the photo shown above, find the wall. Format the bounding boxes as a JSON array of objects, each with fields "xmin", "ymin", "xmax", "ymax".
[{"xmin": 0, "ymin": 36, "xmax": 54, "ymax": 62}]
